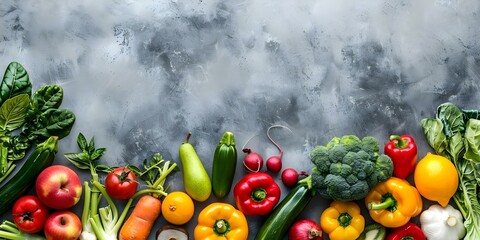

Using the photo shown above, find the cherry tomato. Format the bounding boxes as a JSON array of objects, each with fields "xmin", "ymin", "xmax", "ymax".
[
  {"xmin": 105, "ymin": 167, "xmax": 139, "ymax": 200},
  {"xmin": 12, "ymin": 195, "xmax": 49, "ymax": 234}
]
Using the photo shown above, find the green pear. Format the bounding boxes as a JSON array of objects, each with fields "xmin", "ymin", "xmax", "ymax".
[{"xmin": 179, "ymin": 132, "xmax": 211, "ymax": 202}]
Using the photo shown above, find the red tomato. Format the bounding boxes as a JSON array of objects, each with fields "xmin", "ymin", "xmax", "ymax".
[
  {"xmin": 12, "ymin": 195, "xmax": 49, "ymax": 234},
  {"xmin": 105, "ymin": 167, "xmax": 139, "ymax": 200}
]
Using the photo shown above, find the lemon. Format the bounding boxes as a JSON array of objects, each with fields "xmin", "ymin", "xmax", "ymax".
[{"xmin": 414, "ymin": 152, "xmax": 458, "ymax": 207}]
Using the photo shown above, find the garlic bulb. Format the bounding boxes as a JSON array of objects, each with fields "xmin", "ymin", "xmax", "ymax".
[{"xmin": 419, "ymin": 204, "xmax": 466, "ymax": 240}]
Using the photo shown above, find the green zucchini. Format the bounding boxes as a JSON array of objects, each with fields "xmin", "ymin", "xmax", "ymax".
[
  {"xmin": 254, "ymin": 182, "xmax": 313, "ymax": 240},
  {"xmin": 0, "ymin": 136, "xmax": 58, "ymax": 215},
  {"xmin": 211, "ymin": 131, "xmax": 237, "ymax": 198}
]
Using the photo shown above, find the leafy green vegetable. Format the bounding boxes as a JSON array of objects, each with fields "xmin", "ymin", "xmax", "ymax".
[
  {"xmin": 0, "ymin": 94, "xmax": 29, "ymax": 131},
  {"xmin": 0, "ymin": 62, "xmax": 32, "ymax": 106},
  {"xmin": 0, "ymin": 62, "xmax": 76, "ymax": 183},
  {"xmin": 421, "ymin": 102, "xmax": 480, "ymax": 239}
]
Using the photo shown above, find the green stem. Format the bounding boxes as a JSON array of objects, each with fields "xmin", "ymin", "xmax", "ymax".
[
  {"xmin": 81, "ymin": 181, "xmax": 91, "ymax": 228},
  {"xmin": 401, "ymin": 237, "xmax": 414, "ymax": 240},
  {"xmin": 337, "ymin": 213, "xmax": 352, "ymax": 228},
  {"xmin": 368, "ymin": 197, "xmax": 396, "ymax": 211},
  {"xmin": 92, "ymin": 181, "xmax": 119, "ymax": 224},
  {"xmin": 390, "ymin": 135, "xmax": 408, "ymax": 149},
  {"xmin": 251, "ymin": 188, "xmax": 267, "ymax": 202}
]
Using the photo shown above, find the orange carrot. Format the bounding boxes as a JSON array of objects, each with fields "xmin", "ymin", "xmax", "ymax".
[{"xmin": 119, "ymin": 195, "xmax": 162, "ymax": 240}]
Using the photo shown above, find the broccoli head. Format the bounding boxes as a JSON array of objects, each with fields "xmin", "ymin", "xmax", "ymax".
[{"xmin": 308, "ymin": 135, "xmax": 393, "ymax": 201}]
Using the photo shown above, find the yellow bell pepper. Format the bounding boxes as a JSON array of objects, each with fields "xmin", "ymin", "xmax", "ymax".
[
  {"xmin": 320, "ymin": 201, "xmax": 365, "ymax": 240},
  {"xmin": 365, "ymin": 177, "xmax": 422, "ymax": 228},
  {"xmin": 194, "ymin": 202, "xmax": 248, "ymax": 240}
]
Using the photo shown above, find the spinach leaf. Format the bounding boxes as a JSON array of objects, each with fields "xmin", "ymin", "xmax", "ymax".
[
  {"xmin": 464, "ymin": 119, "xmax": 480, "ymax": 163},
  {"xmin": 437, "ymin": 102, "xmax": 465, "ymax": 138},
  {"xmin": 463, "ymin": 109, "xmax": 480, "ymax": 120},
  {"xmin": 0, "ymin": 94, "xmax": 29, "ymax": 131},
  {"xmin": 27, "ymin": 108, "xmax": 76, "ymax": 143},
  {"xmin": 0, "ymin": 62, "xmax": 32, "ymax": 106}
]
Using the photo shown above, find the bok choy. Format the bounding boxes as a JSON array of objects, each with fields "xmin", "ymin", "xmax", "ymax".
[{"xmin": 421, "ymin": 102, "xmax": 480, "ymax": 239}]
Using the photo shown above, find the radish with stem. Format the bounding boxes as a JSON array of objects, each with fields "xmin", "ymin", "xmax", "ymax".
[
  {"xmin": 241, "ymin": 134, "xmax": 263, "ymax": 173},
  {"xmin": 266, "ymin": 125, "xmax": 292, "ymax": 173}
]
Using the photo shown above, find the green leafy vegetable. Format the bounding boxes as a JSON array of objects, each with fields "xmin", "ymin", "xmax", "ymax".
[
  {"xmin": 0, "ymin": 62, "xmax": 76, "ymax": 184},
  {"xmin": 0, "ymin": 94, "xmax": 29, "ymax": 131},
  {"xmin": 0, "ymin": 62, "xmax": 32, "ymax": 106},
  {"xmin": 421, "ymin": 102, "xmax": 480, "ymax": 239}
]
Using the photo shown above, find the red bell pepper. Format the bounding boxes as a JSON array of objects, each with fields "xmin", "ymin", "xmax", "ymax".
[
  {"xmin": 384, "ymin": 135, "xmax": 418, "ymax": 179},
  {"xmin": 233, "ymin": 172, "xmax": 281, "ymax": 216},
  {"xmin": 386, "ymin": 222, "xmax": 426, "ymax": 240}
]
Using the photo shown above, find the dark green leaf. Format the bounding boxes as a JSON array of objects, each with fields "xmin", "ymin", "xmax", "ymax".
[
  {"xmin": 0, "ymin": 94, "xmax": 29, "ymax": 131},
  {"xmin": 91, "ymin": 148, "xmax": 106, "ymax": 161},
  {"xmin": 64, "ymin": 152, "xmax": 91, "ymax": 170},
  {"xmin": 0, "ymin": 62, "xmax": 32, "ymax": 106},
  {"xmin": 128, "ymin": 165, "xmax": 142, "ymax": 176},
  {"xmin": 463, "ymin": 109, "xmax": 480, "ymax": 120},
  {"xmin": 464, "ymin": 119, "xmax": 480, "ymax": 163},
  {"xmin": 77, "ymin": 133, "xmax": 88, "ymax": 151},
  {"xmin": 437, "ymin": 102, "xmax": 465, "ymax": 138},
  {"xmin": 87, "ymin": 137, "xmax": 95, "ymax": 155},
  {"xmin": 95, "ymin": 164, "xmax": 113, "ymax": 173},
  {"xmin": 30, "ymin": 84, "xmax": 63, "ymax": 112},
  {"xmin": 448, "ymin": 132, "xmax": 464, "ymax": 163},
  {"xmin": 29, "ymin": 109, "xmax": 75, "ymax": 142},
  {"xmin": 421, "ymin": 118, "xmax": 448, "ymax": 155}
]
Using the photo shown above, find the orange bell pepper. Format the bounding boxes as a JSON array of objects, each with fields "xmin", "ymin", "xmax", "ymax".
[
  {"xmin": 194, "ymin": 202, "xmax": 248, "ymax": 240},
  {"xmin": 365, "ymin": 177, "xmax": 422, "ymax": 228}
]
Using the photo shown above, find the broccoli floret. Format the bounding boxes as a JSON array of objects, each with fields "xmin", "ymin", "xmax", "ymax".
[
  {"xmin": 310, "ymin": 146, "xmax": 330, "ymax": 173},
  {"xmin": 329, "ymin": 163, "xmax": 352, "ymax": 177},
  {"xmin": 325, "ymin": 137, "xmax": 341, "ymax": 149},
  {"xmin": 305, "ymin": 134, "xmax": 394, "ymax": 202},
  {"xmin": 324, "ymin": 174, "xmax": 351, "ymax": 198},
  {"xmin": 328, "ymin": 145, "xmax": 348, "ymax": 163},
  {"xmin": 375, "ymin": 154, "xmax": 394, "ymax": 182},
  {"xmin": 341, "ymin": 135, "xmax": 363, "ymax": 152},
  {"xmin": 361, "ymin": 136, "xmax": 380, "ymax": 153}
]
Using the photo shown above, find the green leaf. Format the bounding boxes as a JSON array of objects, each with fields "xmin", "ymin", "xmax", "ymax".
[
  {"xmin": 87, "ymin": 137, "xmax": 95, "ymax": 155},
  {"xmin": 77, "ymin": 133, "xmax": 88, "ymax": 151},
  {"xmin": 0, "ymin": 94, "xmax": 29, "ymax": 131},
  {"xmin": 95, "ymin": 164, "xmax": 113, "ymax": 173},
  {"xmin": 464, "ymin": 119, "xmax": 480, "ymax": 163},
  {"xmin": 0, "ymin": 62, "xmax": 32, "ymax": 106},
  {"xmin": 64, "ymin": 152, "xmax": 91, "ymax": 170},
  {"xmin": 30, "ymin": 84, "xmax": 63, "ymax": 112},
  {"xmin": 91, "ymin": 148, "xmax": 106, "ymax": 161},
  {"xmin": 448, "ymin": 132, "xmax": 464, "ymax": 163},
  {"xmin": 29, "ymin": 109, "xmax": 76, "ymax": 142},
  {"xmin": 437, "ymin": 102, "xmax": 465, "ymax": 138},
  {"xmin": 421, "ymin": 118, "xmax": 448, "ymax": 155}
]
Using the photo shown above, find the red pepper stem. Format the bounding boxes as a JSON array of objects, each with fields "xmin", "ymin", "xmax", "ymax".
[
  {"xmin": 251, "ymin": 188, "xmax": 267, "ymax": 202},
  {"xmin": 401, "ymin": 237, "xmax": 414, "ymax": 240},
  {"xmin": 390, "ymin": 135, "xmax": 408, "ymax": 149},
  {"xmin": 368, "ymin": 197, "xmax": 395, "ymax": 211}
]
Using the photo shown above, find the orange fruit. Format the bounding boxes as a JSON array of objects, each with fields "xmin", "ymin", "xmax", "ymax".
[
  {"xmin": 414, "ymin": 152, "xmax": 458, "ymax": 207},
  {"xmin": 161, "ymin": 191, "xmax": 195, "ymax": 225}
]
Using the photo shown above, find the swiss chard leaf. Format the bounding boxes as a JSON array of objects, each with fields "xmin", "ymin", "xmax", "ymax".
[
  {"xmin": 437, "ymin": 102, "xmax": 465, "ymax": 138},
  {"xmin": 0, "ymin": 62, "xmax": 32, "ymax": 106},
  {"xmin": 0, "ymin": 94, "xmax": 29, "ymax": 131},
  {"xmin": 464, "ymin": 119, "xmax": 480, "ymax": 163},
  {"xmin": 421, "ymin": 118, "xmax": 448, "ymax": 156}
]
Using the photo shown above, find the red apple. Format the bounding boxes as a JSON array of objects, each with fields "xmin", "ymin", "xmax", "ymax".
[
  {"xmin": 44, "ymin": 210, "xmax": 82, "ymax": 240},
  {"xmin": 35, "ymin": 165, "xmax": 82, "ymax": 209}
]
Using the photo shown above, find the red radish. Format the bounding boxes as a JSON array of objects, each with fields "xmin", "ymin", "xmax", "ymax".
[
  {"xmin": 242, "ymin": 148, "xmax": 263, "ymax": 173},
  {"xmin": 266, "ymin": 125, "xmax": 292, "ymax": 173},
  {"xmin": 282, "ymin": 168, "xmax": 308, "ymax": 187},
  {"xmin": 288, "ymin": 219, "xmax": 323, "ymax": 240}
]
